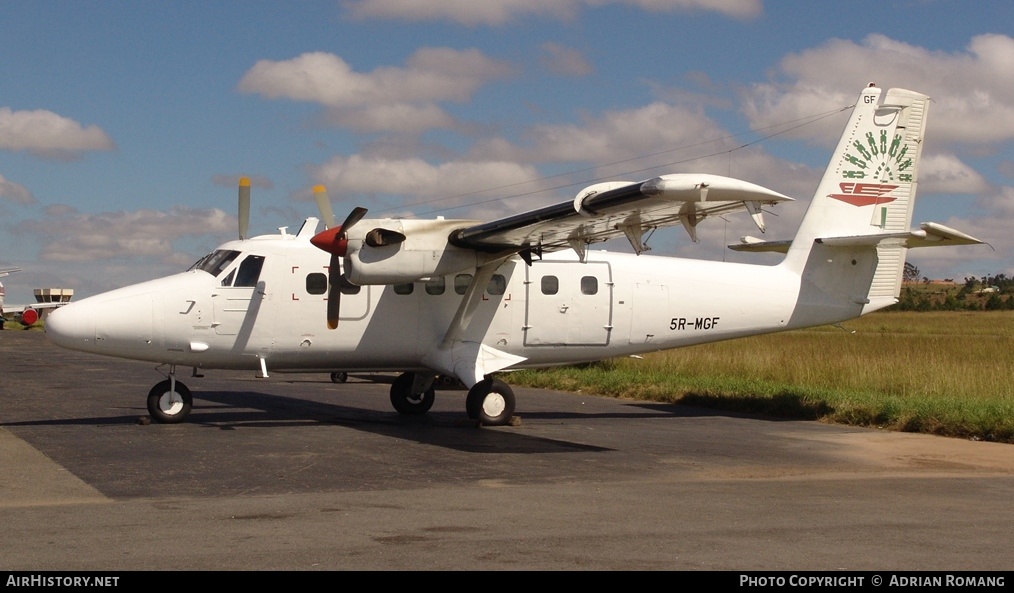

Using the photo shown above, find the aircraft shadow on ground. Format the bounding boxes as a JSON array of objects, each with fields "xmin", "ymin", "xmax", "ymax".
[
  {"xmin": 2, "ymin": 388, "xmax": 615, "ymax": 455},
  {"xmin": 2, "ymin": 381, "xmax": 811, "ymax": 455}
]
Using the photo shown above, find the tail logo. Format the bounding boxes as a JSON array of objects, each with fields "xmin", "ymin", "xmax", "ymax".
[
  {"xmin": 828, "ymin": 182, "xmax": 898, "ymax": 207},
  {"xmin": 842, "ymin": 131, "xmax": 915, "ymax": 182}
]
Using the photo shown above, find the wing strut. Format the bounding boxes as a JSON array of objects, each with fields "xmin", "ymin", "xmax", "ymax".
[
  {"xmin": 421, "ymin": 258, "xmax": 527, "ymax": 388},
  {"xmin": 440, "ymin": 261, "xmax": 501, "ymax": 349}
]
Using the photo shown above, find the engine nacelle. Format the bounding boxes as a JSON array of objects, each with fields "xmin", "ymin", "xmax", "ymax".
[
  {"xmin": 16, "ymin": 307, "xmax": 39, "ymax": 326},
  {"xmin": 343, "ymin": 218, "xmax": 483, "ymax": 285}
]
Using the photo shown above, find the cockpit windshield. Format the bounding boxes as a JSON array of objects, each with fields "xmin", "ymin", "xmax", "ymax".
[{"xmin": 189, "ymin": 250, "xmax": 240, "ymax": 277}]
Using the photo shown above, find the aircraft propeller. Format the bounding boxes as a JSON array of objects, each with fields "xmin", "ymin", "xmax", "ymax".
[
  {"xmin": 238, "ymin": 177, "xmax": 251, "ymax": 239},
  {"xmin": 310, "ymin": 205, "xmax": 368, "ymax": 329},
  {"xmin": 312, "ymin": 184, "xmax": 336, "ymax": 229}
]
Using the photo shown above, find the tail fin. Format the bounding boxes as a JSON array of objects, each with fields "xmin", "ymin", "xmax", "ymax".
[
  {"xmin": 785, "ymin": 85, "xmax": 929, "ymax": 269},
  {"xmin": 782, "ymin": 85, "xmax": 931, "ymax": 320}
]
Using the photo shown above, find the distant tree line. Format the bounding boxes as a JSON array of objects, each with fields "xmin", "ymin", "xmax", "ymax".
[{"xmin": 889, "ymin": 269, "xmax": 1014, "ymax": 311}]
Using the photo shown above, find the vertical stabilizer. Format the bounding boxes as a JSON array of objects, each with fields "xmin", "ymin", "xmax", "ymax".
[
  {"xmin": 783, "ymin": 85, "xmax": 931, "ymax": 324},
  {"xmin": 785, "ymin": 85, "xmax": 929, "ymax": 267}
]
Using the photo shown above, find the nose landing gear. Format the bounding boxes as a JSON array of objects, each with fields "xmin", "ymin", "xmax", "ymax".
[{"xmin": 146, "ymin": 367, "xmax": 193, "ymax": 423}]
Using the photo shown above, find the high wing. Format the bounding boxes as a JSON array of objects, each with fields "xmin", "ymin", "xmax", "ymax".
[
  {"xmin": 448, "ymin": 173, "xmax": 792, "ymax": 261},
  {"xmin": 310, "ymin": 172, "xmax": 791, "ymax": 385}
]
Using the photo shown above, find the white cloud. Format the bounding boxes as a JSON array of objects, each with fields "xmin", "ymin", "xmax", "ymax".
[
  {"xmin": 238, "ymin": 48, "xmax": 512, "ymax": 107},
  {"xmin": 20, "ymin": 206, "xmax": 234, "ymax": 263},
  {"xmin": 979, "ymin": 185, "xmax": 1014, "ymax": 218},
  {"xmin": 469, "ymin": 101, "xmax": 788, "ymax": 188},
  {"xmin": 237, "ymin": 48, "xmax": 513, "ymax": 132},
  {"xmin": 625, "ymin": 0, "xmax": 760, "ymax": 18},
  {"xmin": 920, "ymin": 154, "xmax": 991, "ymax": 195},
  {"xmin": 540, "ymin": 43, "xmax": 593, "ymax": 77},
  {"xmin": 520, "ymin": 102, "xmax": 724, "ymax": 163},
  {"xmin": 344, "ymin": 0, "xmax": 760, "ymax": 25},
  {"xmin": 310, "ymin": 154, "xmax": 544, "ymax": 212},
  {"xmin": 327, "ymin": 103, "xmax": 457, "ymax": 133},
  {"xmin": 0, "ymin": 174, "xmax": 34, "ymax": 205},
  {"xmin": 742, "ymin": 34, "xmax": 1014, "ymax": 147},
  {"xmin": 0, "ymin": 107, "xmax": 115, "ymax": 159}
]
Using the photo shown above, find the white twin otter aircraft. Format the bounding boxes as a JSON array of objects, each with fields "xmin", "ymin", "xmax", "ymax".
[{"xmin": 46, "ymin": 85, "xmax": 983, "ymax": 426}]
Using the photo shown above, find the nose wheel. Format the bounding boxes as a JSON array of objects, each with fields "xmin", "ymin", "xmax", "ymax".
[{"xmin": 147, "ymin": 379, "xmax": 193, "ymax": 424}]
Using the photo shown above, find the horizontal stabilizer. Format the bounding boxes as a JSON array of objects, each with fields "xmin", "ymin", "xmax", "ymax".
[
  {"xmin": 728, "ymin": 236, "xmax": 791, "ymax": 253},
  {"xmin": 816, "ymin": 222, "xmax": 983, "ymax": 249},
  {"xmin": 731, "ymin": 222, "xmax": 982, "ymax": 254},
  {"xmin": 902, "ymin": 222, "xmax": 984, "ymax": 249}
]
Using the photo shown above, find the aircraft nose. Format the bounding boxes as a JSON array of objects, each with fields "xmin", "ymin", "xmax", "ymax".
[{"xmin": 45, "ymin": 303, "xmax": 96, "ymax": 349}]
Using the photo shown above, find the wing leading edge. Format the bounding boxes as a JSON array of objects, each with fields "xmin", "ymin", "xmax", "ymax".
[{"xmin": 448, "ymin": 173, "xmax": 792, "ymax": 261}]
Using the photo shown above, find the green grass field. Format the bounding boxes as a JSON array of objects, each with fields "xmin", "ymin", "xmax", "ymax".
[{"xmin": 508, "ymin": 311, "xmax": 1014, "ymax": 443}]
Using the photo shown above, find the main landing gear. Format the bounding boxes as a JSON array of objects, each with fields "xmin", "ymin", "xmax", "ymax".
[
  {"xmin": 389, "ymin": 372, "xmax": 516, "ymax": 426},
  {"xmin": 389, "ymin": 372, "xmax": 436, "ymax": 415},
  {"xmin": 466, "ymin": 378, "xmax": 516, "ymax": 426}
]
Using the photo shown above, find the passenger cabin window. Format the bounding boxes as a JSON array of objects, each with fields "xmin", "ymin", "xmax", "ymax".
[
  {"xmin": 488, "ymin": 274, "xmax": 506, "ymax": 295},
  {"xmin": 580, "ymin": 276, "xmax": 598, "ymax": 295},
  {"xmin": 541, "ymin": 275, "xmax": 559, "ymax": 295},
  {"xmin": 306, "ymin": 273, "xmax": 327, "ymax": 295},
  {"xmin": 339, "ymin": 276, "xmax": 361, "ymax": 295},
  {"xmin": 454, "ymin": 274, "xmax": 472, "ymax": 295},
  {"xmin": 393, "ymin": 283, "xmax": 414, "ymax": 295},
  {"xmin": 425, "ymin": 277, "xmax": 445, "ymax": 295},
  {"xmin": 235, "ymin": 255, "xmax": 265, "ymax": 287}
]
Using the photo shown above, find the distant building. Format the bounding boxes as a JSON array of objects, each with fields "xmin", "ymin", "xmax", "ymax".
[{"xmin": 34, "ymin": 288, "xmax": 74, "ymax": 304}]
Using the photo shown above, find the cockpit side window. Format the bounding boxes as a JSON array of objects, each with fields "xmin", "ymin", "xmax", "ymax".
[
  {"xmin": 234, "ymin": 255, "xmax": 265, "ymax": 287},
  {"xmin": 193, "ymin": 250, "xmax": 240, "ymax": 277}
]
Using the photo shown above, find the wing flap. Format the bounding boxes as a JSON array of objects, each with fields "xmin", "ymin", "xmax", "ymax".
[{"xmin": 450, "ymin": 173, "xmax": 792, "ymax": 254}]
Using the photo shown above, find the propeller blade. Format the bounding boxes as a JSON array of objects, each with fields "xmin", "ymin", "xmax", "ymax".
[
  {"xmin": 312, "ymin": 206, "xmax": 368, "ymax": 330},
  {"xmin": 326, "ymin": 253, "xmax": 341, "ymax": 330},
  {"xmin": 340, "ymin": 206, "xmax": 368, "ymax": 232},
  {"xmin": 238, "ymin": 177, "xmax": 251, "ymax": 239},
  {"xmin": 313, "ymin": 185, "xmax": 336, "ymax": 229}
]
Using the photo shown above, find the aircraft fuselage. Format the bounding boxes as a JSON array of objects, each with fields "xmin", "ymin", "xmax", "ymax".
[{"xmin": 46, "ymin": 220, "xmax": 804, "ymax": 374}]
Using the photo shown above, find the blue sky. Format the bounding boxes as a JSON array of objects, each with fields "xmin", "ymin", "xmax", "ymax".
[{"xmin": 1, "ymin": 0, "xmax": 1011, "ymax": 303}]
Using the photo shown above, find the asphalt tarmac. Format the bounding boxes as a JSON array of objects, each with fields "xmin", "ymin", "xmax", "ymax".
[{"xmin": 1, "ymin": 329, "xmax": 1011, "ymax": 571}]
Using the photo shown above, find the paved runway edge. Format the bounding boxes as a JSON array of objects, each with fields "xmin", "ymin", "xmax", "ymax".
[{"xmin": 0, "ymin": 428, "xmax": 109, "ymax": 508}]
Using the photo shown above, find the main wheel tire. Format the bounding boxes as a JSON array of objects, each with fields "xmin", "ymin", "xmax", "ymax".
[
  {"xmin": 147, "ymin": 380, "xmax": 193, "ymax": 424},
  {"xmin": 330, "ymin": 371, "xmax": 348, "ymax": 384},
  {"xmin": 465, "ymin": 379, "xmax": 515, "ymax": 426},
  {"xmin": 389, "ymin": 373, "xmax": 435, "ymax": 415}
]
